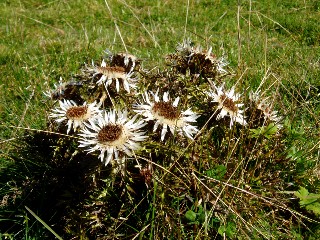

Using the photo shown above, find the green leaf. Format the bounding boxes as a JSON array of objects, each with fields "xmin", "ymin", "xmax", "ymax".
[
  {"xmin": 306, "ymin": 202, "xmax": 320, "ymax": 215},
  {"xmin": 218, "ymin": 225, "xmax": 226, "ymax": 236},
  {"xmin": 205, "ymin": 165, "xmax": 227, "ymax": 180},
  {"xmin": 218, "ymin": 221, "xmax": 236, "ymax": 238},
  {"xmin": 294, "ymin": 187, "xmax": 320, "ymax": 215},
  {"xmin": 249, "ymin": 123, "xmax": 278, "ymax": 139},
  {"xmin": 185, "ymin": 210, "xmax": 197, "ymax": 222},
  {"xmin": 294, "ymin": 187, "xmax": 320, "ymax": 205},
  {"xmin": 294, "ymin": 187, "xmax": 309, "ymax": 199},
  {"xmin": 197, "ymin": 211, "xmax": 206, "ymax": 223}
]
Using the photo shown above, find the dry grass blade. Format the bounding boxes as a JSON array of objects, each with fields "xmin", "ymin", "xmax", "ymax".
[{"xmin": 25, "ymin": 206, "xmax": 63, "ymax": 240}]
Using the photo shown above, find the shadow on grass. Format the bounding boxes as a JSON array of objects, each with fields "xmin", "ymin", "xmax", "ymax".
[{"xmin": 0, "ymin": 130, "xmax": 149, "ymax": 239}]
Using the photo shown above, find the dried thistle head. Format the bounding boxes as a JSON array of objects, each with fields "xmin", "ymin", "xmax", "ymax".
[
  {"xmin": 44, "ymin": 78, "xmax": 83, "ymax": 101},
  {"xmin": 247, "ymin": 91, "xmax": 282, "ymax": 128},
  {"xmin": 109, "ymin": 52, "xmax": 141, "ymax": 73},
  {"xmin": 166, "ymin": 40, "xmax": 229, "ymax": 79}
]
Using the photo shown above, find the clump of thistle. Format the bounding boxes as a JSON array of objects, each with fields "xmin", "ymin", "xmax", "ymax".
[{"xmin": 3, "ymin": 40, "xmax": 317, "ymax": 240}]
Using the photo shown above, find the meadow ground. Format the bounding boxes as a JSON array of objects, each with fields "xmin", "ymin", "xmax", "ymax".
[{"xmin": 0, "ymin": 0, "xmax": 319, "ymax": 239}]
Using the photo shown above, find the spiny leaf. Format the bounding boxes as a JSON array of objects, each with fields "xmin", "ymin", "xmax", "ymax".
[
  {"xmin": 294, "ymin": 187, "xmax": 320, "ymax": 215},
  {"xmin": 249, "ymin": 123, "xmax": 278, "ymax": 139}
]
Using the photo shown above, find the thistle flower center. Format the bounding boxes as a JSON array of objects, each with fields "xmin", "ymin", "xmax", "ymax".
[
  {"xmin": 66, "ymin": 106, "xmax": 88, "ymax": 120},
  {"xmin": 98, "ymin": 124, "xmax": 123, "ymax": 142},
  {"xmin": 153, "ymin": 102, "xmax": 181, "ymax": 120},
  {"xmin": 221, "ymin": 94, "xmax": 238, "ymax": 113},
  {"xmin": 260, "ymin": 103, "xmax": 272, "ymax": 116},
  {"xmin": 97, "ymin": 66, "xmax": 126, "ymax": 77}
]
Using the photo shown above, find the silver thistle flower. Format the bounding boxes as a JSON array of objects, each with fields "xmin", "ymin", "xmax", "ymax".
[
  {"xmin": 49, "ymin": 100, "xmax": 102, "ymax": 134},
  {"xmin": 134, "ymin": 90, "xmax": 199, "ymax": 141},
  {"xmin": 207, "ymin": 84, "xmax": 247, "ymax": 128},
  {"xmin": 78, "ymin": 109, "xmax": 147, "ymax": 165},
  {"xmin": 88, "ymin": 59, "xmax": 137, "ymax": 93}
]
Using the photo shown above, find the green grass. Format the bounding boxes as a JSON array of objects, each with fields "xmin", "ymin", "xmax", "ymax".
[{"xmin": 1, "ymin": 0, "xmax": 319, "ymax": 239}]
